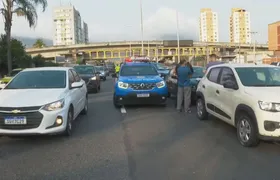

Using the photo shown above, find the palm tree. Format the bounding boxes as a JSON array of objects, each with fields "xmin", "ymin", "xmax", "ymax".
[
  {"xmin": 0, "ymin": 0, "xmax": 47, "ymax": 74},
  {"xmin": 33, "ymin": 38, "xmax": 46, "ymax": 48}
]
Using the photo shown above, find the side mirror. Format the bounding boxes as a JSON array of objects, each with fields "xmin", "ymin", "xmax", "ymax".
[
  {"xmin": 71, "ymin": 81, "xmax": 83, "ymax": 89},
  {"xmin": 223, "ymin": 81, "xmax": 238, "ymax": 90}
]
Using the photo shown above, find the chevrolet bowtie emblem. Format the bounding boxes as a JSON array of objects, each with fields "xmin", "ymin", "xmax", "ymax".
[{"xmin": 11, "ymin": 109, "xmax": 21, "ymax": 113}]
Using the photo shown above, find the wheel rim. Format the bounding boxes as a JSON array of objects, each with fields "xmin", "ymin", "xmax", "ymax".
[
  {"xmin": 239, "ymin": 119, "xmax": 251, "ymax": 143},
  {"xmin": 197, "ymin": 99, "xmax": 203, "ymax": 117}
]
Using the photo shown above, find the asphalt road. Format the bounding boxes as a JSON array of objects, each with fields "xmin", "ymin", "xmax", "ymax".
[{"xmin": 1, "ymin": 77, "xmax": 280, "ymax": 180}]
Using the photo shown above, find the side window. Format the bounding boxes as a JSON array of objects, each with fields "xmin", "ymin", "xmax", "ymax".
[
  {"xmin": 207, "ymin": 67, "xmax": 221, "ymax": 83},
  {"xmin": 68, "ymin": 70, "xmax": 75, "ymax": 84},
  {"xmin": 71, "ymin": 70, "xmax": 81, "ymax": 82},
  {"xmin": 220, "ymin": 68, "xmax": 236, "ymax": 85}
]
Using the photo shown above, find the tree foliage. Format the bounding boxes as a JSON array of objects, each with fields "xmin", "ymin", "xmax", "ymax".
[
  {"xmin": 0, "ymin": 0, "xmax": 48, "ymax": 74},
  {"xmin": 33, "ymin": 38, "xmax": 46, "ymax": 48},
  {"xmin": 0, "ymin": 34, "xmax": 58, "ymax": 76}
]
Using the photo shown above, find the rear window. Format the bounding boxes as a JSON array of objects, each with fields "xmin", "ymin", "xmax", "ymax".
[{"xmin": 120, "ymin": 66, "xmax": 158, "ymax": 76}]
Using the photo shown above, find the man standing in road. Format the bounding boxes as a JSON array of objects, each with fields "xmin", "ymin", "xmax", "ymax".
[
  {"xmin": 205, "ymin": 54, "xmax": 224, "ymax": 72},
  {"xmin": 176, "ymin": 60, "xmax": 193, "ymax": 113}
]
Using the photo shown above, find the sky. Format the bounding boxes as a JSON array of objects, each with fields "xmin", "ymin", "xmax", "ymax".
[{"xmin": 0, "ymin": 0, "xmax": 279, "ymax": 43}]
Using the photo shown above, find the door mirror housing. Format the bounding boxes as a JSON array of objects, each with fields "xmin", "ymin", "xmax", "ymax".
[
  {"xmin": 71, "ymin": 81, "xmax": 83, "ymax": 89},
  {"xmin": 223, "ymin": 81, "xmax": 238, "ymax": 90}
]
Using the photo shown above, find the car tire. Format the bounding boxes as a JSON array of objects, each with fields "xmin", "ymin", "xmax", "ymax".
[
  {"xmin": 81, "ymin": 96, "xmax": 88, "ymax": 115},
  {"xmin": 236, "ymin": 113, "xmax": 259, "ymax": 147},
  {"xmin": 113, "ymin": 94, "xmax": 121, "ymax": 108},
  {"xmin": 196, "ymin": 98, "xmax": 208, "ymax": 120},
  {"xmin": 63, "ymin": 108, "xmax": 73, "ymax": 136}
]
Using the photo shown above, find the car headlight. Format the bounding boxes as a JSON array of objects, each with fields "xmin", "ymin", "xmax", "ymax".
[
  {"xmin": 258, "ymin": 101, "xmax": 280, "ymax": 112},
  {"xmin": 156, "ymin": 81, "xmax": 165, "ymax": 88},
  {"xmin": 42, "ymin": 99, "xmax": 65, "ymax": 111},
  {"xmin": 118, "ymin": 82, "xmax": 128, "ymax": 89},
  {"xmin": 91, "ymin": 76, "xmax": 96, "ymax": 80}
]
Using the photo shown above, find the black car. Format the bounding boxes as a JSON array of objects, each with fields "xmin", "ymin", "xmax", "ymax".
[
  {"xmin": 73, "ymin": 65, "xmax": 101, "ymax": 93},
  {"xmin": 165, "ymin": 66, "xmax": 204, "ymax": 104}
]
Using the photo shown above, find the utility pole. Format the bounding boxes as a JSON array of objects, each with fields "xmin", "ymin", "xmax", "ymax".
[
  {"xmin": 249, "ymin": 31, "xmax": 258, "ymax": 63},
  {"xmin": 139, "ymin": 0, "xmax": 144, "ymax": 55},
  {"xmin": 176, "ymin": 11, "xmax": 180, "ymax": 63}
]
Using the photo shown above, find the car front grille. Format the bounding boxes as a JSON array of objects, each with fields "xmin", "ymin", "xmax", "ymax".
[
  {"xmin": 0, "ymin": 112, "xmax": 43, "ymax": 130},
  {"xmin": 0, "ymin": 106, "xmax": 42, "ymax": 112},
  {"xmin": 129, "ymin": 83, "xmax": 156, "ymax": 90}
]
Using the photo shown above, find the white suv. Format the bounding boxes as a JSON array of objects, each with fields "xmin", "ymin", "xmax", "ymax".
[{"xmin": 196, "ymin": 63, "xmax": 280, "ymax": 147}]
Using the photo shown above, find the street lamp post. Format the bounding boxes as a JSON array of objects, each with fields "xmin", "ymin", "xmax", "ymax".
[
  {"xmin": 176, "ymin": 11, "xmax": 180, "ymax": 63},
  {"xmin": 139, "ymin": 0, "xmax": 144, "ymax": 55}
]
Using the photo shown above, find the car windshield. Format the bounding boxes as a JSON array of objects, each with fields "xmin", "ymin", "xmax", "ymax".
[
  {"xmin": 155, "ymin": 63, "xmax": 168, "ymax": 70},
  {"xmin": 5, "ymin": 70, "xmax": 66, "ymax": 89},
  {"xmin": 120, "ymin": 65, "xmax": 158, "ymax": 76},
  {"xmin": 192, "ymin": 67, "xmax": 204, "ymax": 78},
  {"xmin": 235, "ymin": 67, "xmax": 280, "ymax": 87},
  {"xmin": 10, "ymin": 69, "xmax": 21, "ymax": 76},
  {"xmin": 95, "ymin": 66, "xmax": 104, "ymax": 71},
  {"xmin": 74, "ymin": 66, "xmax": 94, "ymax": 75}
]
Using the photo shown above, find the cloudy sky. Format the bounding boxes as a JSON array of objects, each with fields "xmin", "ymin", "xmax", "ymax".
[{"xmin": 0, "ymin": 0, "xmax": 278, "ymax": 43}]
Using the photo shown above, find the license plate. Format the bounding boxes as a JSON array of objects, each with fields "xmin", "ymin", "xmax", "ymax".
[
  {"xmin": 137, "ymin": 93, "xmax": 150, "ymax": 97},
  {"xmin": 4, "ymin": 116, "xmax": 27, "ymax": 125}
]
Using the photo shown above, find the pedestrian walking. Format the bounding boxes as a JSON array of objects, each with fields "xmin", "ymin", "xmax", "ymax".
[{"xmin": 176, "ymin": 60, "xmax": 193, "ymax": 113}]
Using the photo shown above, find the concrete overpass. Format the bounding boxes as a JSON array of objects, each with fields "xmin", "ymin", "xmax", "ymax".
[{"xmin": 25, "ymin": 40, "xmax": 268, "ymax": 60}]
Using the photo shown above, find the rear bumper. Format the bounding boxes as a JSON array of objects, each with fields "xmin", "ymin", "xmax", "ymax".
[{"xmin": 115, "ymin": 92, "xmax": 167, "ymax": 105}]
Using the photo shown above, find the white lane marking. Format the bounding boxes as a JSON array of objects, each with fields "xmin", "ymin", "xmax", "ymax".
[{"xmin": 120, "ymin": 106, "xmax": 126, "ymax": 113}]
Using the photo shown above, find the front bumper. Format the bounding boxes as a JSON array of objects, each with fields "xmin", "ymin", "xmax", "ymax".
[
  {"xmin": 115, "ymin": 92, "xmax": 167, "ymax": 105},
  {"xmin": 100, "ymin": 75, "xmax": 106, "ymax": 80},
  {"xmin": 255, "ymin": 109, "xmax": 280, "ymax": 140},
  {"xmin": 0, "ymin": 108, "xmax": 68, "ymax": 135}
]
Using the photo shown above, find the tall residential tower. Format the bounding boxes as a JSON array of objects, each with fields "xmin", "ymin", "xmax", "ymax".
[
  {"xmin": 230, "ymin": 8, "xmax": 251, "ymax": 44},
  {"xmin": 199, "ymin": 8, "xmax": 219, "ymax": 42},
  {"xmin": 53, "ymin": 5, "xmax": 89, "ymax": 46}
]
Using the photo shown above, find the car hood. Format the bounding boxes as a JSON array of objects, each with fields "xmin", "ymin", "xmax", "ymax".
[
  {"xmin": 119, "ymin": 75, "xmax": 163, "ymax": 83},
  {"xmin": 0, "ymin": 89, "xmax": 67, "ymax": 107},
  {"xmin": 190, "ymin": 77, "xmax": 202, "ymax": 85},
  {"xmin": 244, "ymin": 87, "xmax": 280, "ymax": 102}
]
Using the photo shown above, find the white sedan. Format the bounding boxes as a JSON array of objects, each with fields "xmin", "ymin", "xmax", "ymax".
[{"xmin": 0, "ymin": 67, "xmax": 88, "ymax": 136}]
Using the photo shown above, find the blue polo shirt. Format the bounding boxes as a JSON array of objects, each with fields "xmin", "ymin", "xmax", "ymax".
[{"xmin": 177, "ymin": 66, "xmax": 192, "ymax": 87}]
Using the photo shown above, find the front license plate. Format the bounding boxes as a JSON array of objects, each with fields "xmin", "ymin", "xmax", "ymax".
[
  {"xmin": 137, "ymin": 93, "xmax": 150, "ymax": 97},
  {"xmin": 4, "ymin": 116, "xmax": 27, "ymax": 125}
]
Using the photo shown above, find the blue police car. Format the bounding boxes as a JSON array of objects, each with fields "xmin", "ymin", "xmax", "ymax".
[{"xmin": 113, "ymin": 62, "xmax": 168, "ymax": 107}]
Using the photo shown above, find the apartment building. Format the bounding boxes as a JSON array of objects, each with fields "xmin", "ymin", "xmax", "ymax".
[
  {"xmin": 230, "ymin": 8, "xmax": 251, "ymax": 44},
  {"xmin": 199, "ymin": 8, "xmax": 219, "ymax": 42},
  {"xmin": 53, "ymin": 5, "xmax": 89, "ymax": 46},
  {"xmin": 268, "ymin": 21, "xmax": 280, "ymax": 51}
]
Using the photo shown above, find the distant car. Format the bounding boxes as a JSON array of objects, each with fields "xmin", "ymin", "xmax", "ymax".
[
  {"xmin": 113, "ymin": 62, "xmax": 168, "ymax": 107},
  {"xmin": 166, "ymin": 66, "xmax": 204, "ymax": 104},
  {"xmin": 95, "ymin": 66, "xmax": 107, "ymax": 81},
  {"xmin": 0, "ymin": 67, "xmax": 88, "ymax": 136},
  {"xmin": 0, "ymin": 68, "xmax": 23, "ymax": 85},
  {"xmin": 152, "ymin": 63, "xmax": 170, "ymax": 77},
  {"xmin": 73, "ymin": 65, "xmax": 101, "ymax": 93}
]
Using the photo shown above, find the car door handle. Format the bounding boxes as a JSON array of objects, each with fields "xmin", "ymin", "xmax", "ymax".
[
  {"xmin": 202, "ymin": 85, "xmax": 205, "ymax": 88},
  {"xmin": 216, "ymin": 90, "xmax": 219, "ymax": 94}
]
